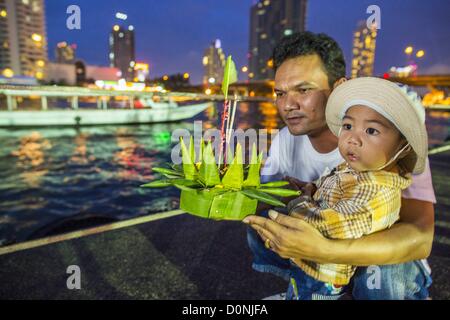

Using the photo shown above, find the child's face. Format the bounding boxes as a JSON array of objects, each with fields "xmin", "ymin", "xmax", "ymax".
[{"xmin": 338, "ymin": 105, "xmax": 405, "ymax": 171}]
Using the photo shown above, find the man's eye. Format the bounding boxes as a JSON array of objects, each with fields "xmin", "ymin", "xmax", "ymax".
[
  {"xmin": 299, "ymin": 88, "xmax": 311, "ymax": 94},
  {"xmin": 342, "ymin": 123, "xmax": 352, "ymax": 130},
  {"xmin": 275, "ymin": 92, "xmax": 284, "ymax": 98},
  {"xmin": 366, "ymin": 128, "xmax": 379, "ymax": 135}
]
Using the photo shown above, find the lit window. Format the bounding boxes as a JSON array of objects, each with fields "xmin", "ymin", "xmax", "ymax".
[{"xmin": 31, "ymin": 33, "xmax": 42, "ymax": 42}]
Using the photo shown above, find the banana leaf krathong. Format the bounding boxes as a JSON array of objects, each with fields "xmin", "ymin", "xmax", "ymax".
[
  {"xmin": 141, "ymin": 56, "xmax": 300, "ymax": 220},
  {"xmin": 141, "ymin": 136, "xmax": 300, "ymax": 220}
]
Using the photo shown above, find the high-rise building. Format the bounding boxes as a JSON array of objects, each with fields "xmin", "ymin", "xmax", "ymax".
[
  {"xmin": 351, "ymin": 20, "xmax": 378, "ymax": 78},
  {"xmin": 249, "ymin": 0, "xmax": 307, "ymax": 80},
  {"xmin": 109, "ymin": 24, "xmax": 135, "ymax": 81},
  {"xmin": 56, "ymin": 42, "xmax": 76, "ymax": 64},
  {"xmin": 202, "ymin": 39, "xmax": 226, "ymax": 85},
  {"xmin": 0, "ymin": 0, "xmax": 48, "ymax": 80}
]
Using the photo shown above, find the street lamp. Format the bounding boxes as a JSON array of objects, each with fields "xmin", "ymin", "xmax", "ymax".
[{"xmin": 416, "ymin": 50, "xmax": 425, "ymax": 58}]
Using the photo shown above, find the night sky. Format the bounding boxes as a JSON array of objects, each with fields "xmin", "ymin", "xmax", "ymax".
[{"xmin": 45, "ymin": 0, "xmax": 450, "ymax": 84}]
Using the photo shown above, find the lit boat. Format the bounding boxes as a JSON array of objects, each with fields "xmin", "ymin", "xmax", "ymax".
[{"xmin": 0, "ymin": 85, "xmax": 212, "ymax": 127}]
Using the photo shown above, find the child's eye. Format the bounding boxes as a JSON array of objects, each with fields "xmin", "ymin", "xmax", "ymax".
[
  {"xmin": 342, "ymin": 123, "xmax": 352, "ymax": 130},
  {"xmin": 366, "ymin": 128, "xmax": 380, "ymax": 135}
]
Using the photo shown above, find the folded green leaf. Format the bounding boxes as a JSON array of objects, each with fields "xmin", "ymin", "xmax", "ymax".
[
  {"xmin": 174, "ymin": 184, "xmax": 197, "ymax": 192},
  {"xmin": 221, "ymin": 55, "xmax": 238, "ymax": 100},
  {"xmin": 170, "ymin": 179, "xmax": 201, "ymax": 187},
  {"xmin": 170, "ymin": 164, "xmax": 183, "ymax": 173},
  {"xmin": 243, "ymin": 144, "xmax": 263, "ymax": 188},
  {"xmin": 260, "ymin": 181, "xmax": 290, "ymax": 188},
  {"xmin": 222, "ymin": 143, "xmax": 244, "ymax": 189},
  {"xmin": 180, "ymin": 136, "xmax": 197, "ymax": 180},
  {"xmin": 141, "ymin": 180, "xmax": 173, "ymax": 188},
  {"xmin": 257, "ymin": 188, "xmax": 300, "ymax": 197},
  {"xmin": 153, "ymin": 167, "xmax": 183, "ymax": 177},
  {"xmin": 199, "ymin": 141, "xmax": 221, "ymax": 186},
  {"xmin": 240, "ymin": 189, "xmax": 286, "ymax": 207}
]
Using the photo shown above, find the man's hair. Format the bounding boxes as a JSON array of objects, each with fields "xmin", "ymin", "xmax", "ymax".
[{"xmin": 273, "ymin": 31, "xmax": 346, "ymax": 88}]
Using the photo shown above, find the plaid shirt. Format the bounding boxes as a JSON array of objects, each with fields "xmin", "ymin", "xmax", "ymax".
[{"xmin": 289, "ymin": 162, "xmax": 412, "ymax": 285}]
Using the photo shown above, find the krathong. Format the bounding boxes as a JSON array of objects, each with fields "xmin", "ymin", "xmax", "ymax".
[{"xmin": 141, "ymin": 56, "xmax": 300, "ymax": 220}]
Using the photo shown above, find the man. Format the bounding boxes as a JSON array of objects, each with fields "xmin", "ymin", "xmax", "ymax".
[{"xmin": 243, "ymin": 32, "xmax": 435, "ymax": 299}]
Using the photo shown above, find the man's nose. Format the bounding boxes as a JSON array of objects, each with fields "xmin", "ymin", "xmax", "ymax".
[{"xmin": 284, "ymin": 92, "xmax": 300, "ymax": 111}]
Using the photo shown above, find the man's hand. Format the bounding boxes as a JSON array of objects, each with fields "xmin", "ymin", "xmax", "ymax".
[
  {"xmin": 243, "ymin": 210, "xmax": 331, "ymax": 263},
  {"xmin": 285, "ymin": 176, "xmax": 308, "ymax": 190},
  {"xmin": 285, "ymin": 176, "xmax": 317, "ymax": 197}
]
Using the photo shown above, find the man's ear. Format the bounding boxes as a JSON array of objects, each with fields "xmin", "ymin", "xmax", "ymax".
[{"xmin": 333, "ymin": 77, "xmax": 347, "ymax": 90}]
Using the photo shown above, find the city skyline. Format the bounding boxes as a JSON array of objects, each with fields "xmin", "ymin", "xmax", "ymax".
[{"xmin": 44, "ymin": 0, "xmax": 450, "ymax": 84}]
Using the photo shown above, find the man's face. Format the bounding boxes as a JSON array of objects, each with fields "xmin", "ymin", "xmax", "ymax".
[{"xmin": 274, "ymin": 55, "xmax": 332, "ymax": 136}]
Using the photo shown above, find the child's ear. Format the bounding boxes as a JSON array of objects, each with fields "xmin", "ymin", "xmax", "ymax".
[{"xmin": 333, "ymin": 77, "xmax": 347, "ymax": 90}]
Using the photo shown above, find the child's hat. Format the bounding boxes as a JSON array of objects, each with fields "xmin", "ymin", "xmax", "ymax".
[{"xmin": 326, "ymin": 77, "xmax": 428, "ymax": 174}]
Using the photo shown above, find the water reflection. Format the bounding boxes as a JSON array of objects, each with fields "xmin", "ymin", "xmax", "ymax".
[
  {"xmin": 114, "ymin": 128, "xmax": 153, "ymax": 180},
  {"xmin": 70, "ymin": 132, "xmax": 96, "ymax": 165},
  {"xmin": 259, "ymin": 102, "xmax": 279, "ymax": 130},
  {"xmin": 11, "ymin": 131, "xmax": 51, "ymax": 188}
]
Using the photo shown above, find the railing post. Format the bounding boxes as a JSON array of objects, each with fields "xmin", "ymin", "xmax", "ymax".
[
  {"xmin": 41, "ymin": 96, "xmax": 48, "ymax": 111},
  {"xmin": 129, "ymin": 96, "xmax": 134, "ymax": 109},
  {"xmin": 71, "ymin": 96, "xmax": 79, "ymax": 110},
  {"xmin": 6, "ymin": 95, "xmax": 14, "ymax": 111},
  {"xmin": 102, "ymin": 97, "xmax": 108, "ymax": 110}
]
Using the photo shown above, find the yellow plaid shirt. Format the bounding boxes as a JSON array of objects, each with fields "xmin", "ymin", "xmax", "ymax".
[{"xmin": 289, "ymin": 162, "xmax": 412, "ymax": 285}]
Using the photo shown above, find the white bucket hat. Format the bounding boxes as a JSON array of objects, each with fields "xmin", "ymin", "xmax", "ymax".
[{"xmin": 326, "ymin": 77, "xmax": 428, "ymax": 174}]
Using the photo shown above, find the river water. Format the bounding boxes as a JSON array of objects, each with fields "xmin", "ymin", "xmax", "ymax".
[{"xmin": 0, "ymin": 102, "xmax": 449, "ymax": 246}]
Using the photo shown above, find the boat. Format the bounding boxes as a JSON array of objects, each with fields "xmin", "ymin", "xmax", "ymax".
[{"xmin": 0, "ymin": 85, "xmax": 212, "ymax": 127}]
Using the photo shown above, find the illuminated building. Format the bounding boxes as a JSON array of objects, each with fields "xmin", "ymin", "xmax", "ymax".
[
  {"xmin": 56, "ymin": 42, "xmax": 76, "ymax": 64},
  {"xmin": 134, "ymin": 62, "xmax": 149, "ymax": 82},
  {"xmin": 203, "ymin": 39, "xmax": 226, "ymax": 85},
  {"xmin": 0, "ymin": 0, "xmax": 48, "ymax": 80},
  {"xmin": 109, "ymin": 24, "xmax": 136, "ymax": 81},
  {"xmin": 351, "ymin": 20, "xmax": 377, "ymax": 78},
  {"xmin": 249, "ymin": 0, "xmax": 308, "ymax": 80},
  {"xmin": 46, "ymin": 61, "xmax": 120, "ymax": 85}
]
